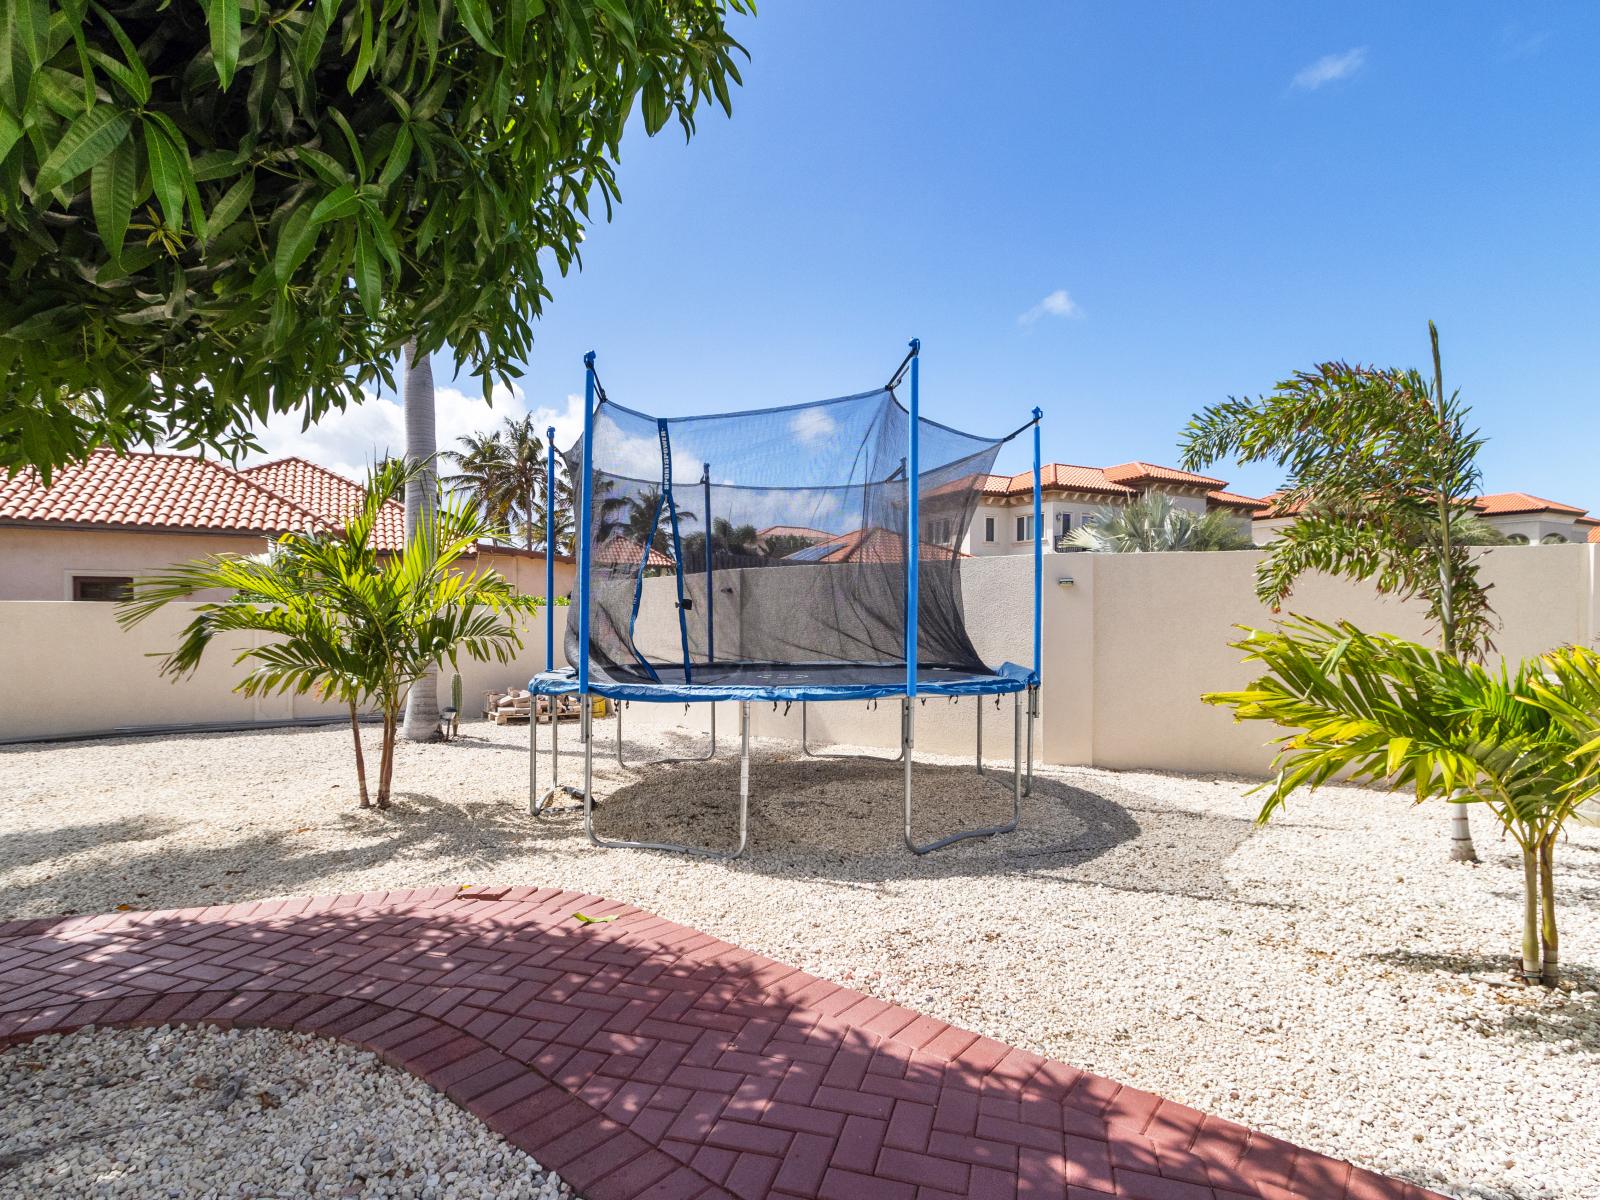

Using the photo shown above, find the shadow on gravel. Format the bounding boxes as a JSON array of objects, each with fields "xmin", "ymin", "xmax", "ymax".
[
  {"xmin": 557, "ymin": 745, "xmax": 1265, "ymax": 902},
  {"xmin": 0, "ymin": 797, "xmax": 536, "ymax": 922},
  {"xmin": 1366, "ymin": 947, "xmax": 1600, "ymax": 1053}
]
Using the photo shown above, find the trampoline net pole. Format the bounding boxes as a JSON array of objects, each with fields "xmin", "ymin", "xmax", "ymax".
[{"xmin": 545, "ymin": 425, "xmax": 556, "ymax": 672}]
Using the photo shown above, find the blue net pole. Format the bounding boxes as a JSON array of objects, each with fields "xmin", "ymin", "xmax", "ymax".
[
  {"xmin": 659, "ymin": 420, "xmax": 693, "ymax": 681},
  {"xmin": 545, "ymin": 424, "xmax": 556, "ymax": 671},
  {"xmin": 702, "ymin": 463, "xmax": 714, "ymax": 664},
  {"xmin": 905, "ymin": 337, "xmax": 921, "ymax": 697},
  {"xmin": 578, "ymin": 353, "xmax": 596, "ymax": 694},
  {"xmin": 1032, "ymin": 407, "xmax": 1043, "ymax": 684}
]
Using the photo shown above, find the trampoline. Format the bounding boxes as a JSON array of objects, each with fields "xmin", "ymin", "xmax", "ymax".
[{"xmin": 529, "ymin": 339, "xmax": 1044, "ymax": 857}]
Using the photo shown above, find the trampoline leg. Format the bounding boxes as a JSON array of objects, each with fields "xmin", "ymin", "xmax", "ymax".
[
  {"xmin": 529, "ymin": 705, "xmax": 537, "ymax": 815},
  {"xmin": 976, "ymin": 696, "xmax": 983, "ymax": 774},
  {"xmin": 902, "ymin": 698, "xmax": 914, "ymax": 850},
  {"xmin": 802, "ymin": 699, "xmax": 906, "ymax": 763},
  {"xmin": 582, "ymin": 694, "xmax": 595, "ymax": 840},
  {"xmin": 1026, "ymin": 685, "xmax": 1037, "ymax": 797},
  {"xmin": 615, "ymin": 700, "xmax": 718, "ymax": 768},
  {"xmin": 583, "ymin": 699, "xmax": 748, "ymax": 859},
  {"xmin": 905, "ymin": 690, "xmax": 1022, "ymax": 855}
]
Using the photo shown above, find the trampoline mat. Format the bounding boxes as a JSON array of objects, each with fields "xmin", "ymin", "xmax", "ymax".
[{"xmin": 531, "ymin": 660, "xmax": 1032, "ymax": 703}]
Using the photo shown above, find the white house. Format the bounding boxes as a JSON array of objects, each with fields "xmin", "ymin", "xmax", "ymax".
[{"xmin": 958, "ymin": 461, "xmax": 1267, "ymax": 556}]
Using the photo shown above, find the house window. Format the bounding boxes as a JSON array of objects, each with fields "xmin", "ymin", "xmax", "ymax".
[
  {"xmin": 926, "ymin": 517, "xmax": 953, "ymax": 545},
  {"xmin": 1058, "ymin": 512, "xmax": 1071, "ymax": 534},
  {"xmin": 72, "ymin": 576, "xmax": 133, "ymax": 602},
  {"xmin": 984, "ymin": 516, "xmax": 995, "ymax": 542},
  {"xmin": 1015, "ymin": 515, "xmax": 1033, "ymax": 541}
]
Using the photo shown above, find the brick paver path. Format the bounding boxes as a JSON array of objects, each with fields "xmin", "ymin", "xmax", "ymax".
[{"xmin": 0, "ymin": 887, "xmax": 1440, "ymax": 1200}]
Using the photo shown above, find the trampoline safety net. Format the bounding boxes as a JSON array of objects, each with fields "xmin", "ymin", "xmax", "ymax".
[{"xmin": 563, "ymin": 384, "xmax": 1008, "ymax": 688}]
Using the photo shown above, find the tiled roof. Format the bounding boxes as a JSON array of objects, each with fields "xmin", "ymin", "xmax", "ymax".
[
  {"xmin": 0, "ymin": 450, "xmax": 328, "ymax": 535},
  {"xmin": 239, "ymin": 457, "xmax": 406, "ymax": 552},
  {"xmin": 979, "ymin": 465, "xmax": 1138, "ymax": 499},
  {"xmin": 756, "ymin": 525, "xmax": 833, "ymax": 543},
  {"xmin": 594, "ymin": 536, "xmax": 674, "ymax": 569},
  {"xmin": 783, "ymin": 527, "xmax": 963, "ymax": 564},
  {"xmin": 978, "ymin": 463, "xmax": 1264, "ymax": 511},
  {"xmin": 1590, "ymin": 526, "xmax": 1600, "ymax": 544},
  {"xmin": 1204, "ymin": 489, "xmax": 1271, "ymax": 512},
  {"xmin": 1102, "ymin": 461, "xmax": 1227, "ymax": 489},
  {"xmin": 1473, "ymin": 492, "xmax": 1589, "ymax": 518},
  {"xmin": 1260, "ymin": 491, "xmax": 1594, "ymax": 521}
]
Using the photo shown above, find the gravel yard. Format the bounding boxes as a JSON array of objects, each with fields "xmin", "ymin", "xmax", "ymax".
[
  {"xmin": 2, "ymin": 716, "xmax": 1598, "ymax": 1200},
  {"xmin": 0, "ymin": 1024, "xmax": 574, "ymax": 1199}
]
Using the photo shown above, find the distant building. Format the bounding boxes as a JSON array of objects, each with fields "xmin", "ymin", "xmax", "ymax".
[
  {"xmin": 0, "ymin": 451, "xmax": 572, "ymax": 601},
  {"xmin": 1253, "ymin": 490, "xmax": 1600, "ymax": 546},
  {"xmin": 957, "ymin": 462, "xmax": 1267, "ymax": 556}
]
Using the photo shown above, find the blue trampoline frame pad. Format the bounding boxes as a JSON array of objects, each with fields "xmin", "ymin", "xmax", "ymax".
[{"xmin": 531, "ymin": 661, "xmax": 1035, "ymax": 705}]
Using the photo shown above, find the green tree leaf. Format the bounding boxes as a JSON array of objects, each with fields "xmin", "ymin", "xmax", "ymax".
[
  {"xmin": 207, "ymin": 0, "xmax": 241, "ymax": 89},
  {"xmin": 33, "ymin": 104, "xmax": 131, "ymax": 195},
  {"xmin": 274, "ymin": 201, "xmax": 319, "ymax": 283},
  {"xmin": 88, "ymin": 130, "xmax": 136, "ymax": 260},
  {"xmin": 141, "ymin": 117, "xmax": 187, "ymax": 229},
  {"xmin": 353, "ymin": 224, "xmax": 381, "ymax": 316}
]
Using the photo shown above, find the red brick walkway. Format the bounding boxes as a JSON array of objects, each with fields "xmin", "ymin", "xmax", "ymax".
[{"xmin": 0, "ymin": 887, "xmax": 1438, "ymax": 1200}]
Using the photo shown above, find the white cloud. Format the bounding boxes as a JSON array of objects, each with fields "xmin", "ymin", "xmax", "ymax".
[
  {"xmin": 1018, "ymin": 289, "xmax": 1083, "ymax": 326},
  {"xmin": 239, "ymin": 381, "xmax": 587, "ymax": 484},
  {"xmin": 1291, "ymin": 47, "xmax": 1368, "ymax": 91},
  {"xmin": 789, "ymin": 407, "xmax": 838, "ymax": 446}
]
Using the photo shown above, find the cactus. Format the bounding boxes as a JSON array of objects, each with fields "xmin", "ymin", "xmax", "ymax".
[{"xmin": 449, "ymin": 671, "xmax": 463, "ymax": 737}]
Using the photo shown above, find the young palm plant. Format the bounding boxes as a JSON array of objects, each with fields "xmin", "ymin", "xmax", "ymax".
[
  {"xmin": 119, "ymin": 461, "xmax": 538, "ymax": 808},
  {"xmin": 1206, "ymin": 617, "xmax": 1600, "ymax": 986},
  {"xmin": 1064, "ymin": 494, "xmax": 1255, "ymax": 552},
  {"xmin": 1183, "ymin": 323, "xmax": 1495, "ymax": 861}
]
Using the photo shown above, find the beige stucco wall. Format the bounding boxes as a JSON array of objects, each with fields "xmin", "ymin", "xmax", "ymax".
[
  {"xmin": 6, "ymin": 545, "xmax": 1597, "ymax": 771},
  {"xmin": 0, "ymin": 526, "xmax": 267, "ymax": 600},
  {"xmin": 610, "ymin": 544, "xmax": 1600, "ymax": 776}
]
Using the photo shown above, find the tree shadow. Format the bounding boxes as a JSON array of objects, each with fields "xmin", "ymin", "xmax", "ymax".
[
  {"xmin": 0, "ymin": 890, "xmax": 1351, "ymax": 1200},
  {"xmin": 1365, "ymin": 947, "xmax": 1600, "ymax": 1055},
  {"xmin": 549, "ymin": 748, "xmax": 1263, "ymax": 902},
  {"xmin": 0, "ymin": 797, "xmax": 542, "ymax": 921}
]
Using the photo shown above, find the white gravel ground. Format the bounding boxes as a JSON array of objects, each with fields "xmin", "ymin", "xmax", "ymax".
[
  {"xmin": 2, "ymin": 718, "xmax": 1598, "ymax": 1200},
  {"xmin": 0, "ymin": 1024, "xmax": 574, "ymax": 1199}
]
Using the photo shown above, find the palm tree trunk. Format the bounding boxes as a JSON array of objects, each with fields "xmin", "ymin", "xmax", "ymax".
[
  {"xmin": 1519, "ymin": 845, "xmax": 1541, "ymax": 983},
  {"xmin": 401, "ymin": 340, "xmax": 441, "ymax": 742},
  {"xmin": 1538, "ymin": 834, "xmax": 1559, "ymax": 987},
  {"xmin": 348, "ymin": 700, "xmax": 370, "ymax": 808},
  {"xmin": 1432, "ymin": 323, "xmax": 1478, "ymax": 865},
  {"xmin": 1449, "ymin": 804, "xmax": 1478, "ymax": 863},
  {"xmin": 376, "ymin": 707, "xmax": 397, "ymax": 808}
]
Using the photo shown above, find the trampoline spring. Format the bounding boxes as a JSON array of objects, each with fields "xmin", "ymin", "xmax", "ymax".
[{"xmin": 782, "ymin": 702, "xmax": 792, "ymax": 717}]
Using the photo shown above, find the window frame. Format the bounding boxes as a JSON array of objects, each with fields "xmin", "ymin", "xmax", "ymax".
[{"xmin": 71, "ymin": 575, "xmax": 135, "ymax": 602}]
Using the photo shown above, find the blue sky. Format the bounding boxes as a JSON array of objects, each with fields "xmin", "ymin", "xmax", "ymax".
[{"xmin": 254, "ymin": 2, "xmax": 1600, "ymax": 509}]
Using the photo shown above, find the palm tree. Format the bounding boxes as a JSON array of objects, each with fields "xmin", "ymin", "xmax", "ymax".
[
  {"xmin": 1183, "ymin": 322, "xmax": 1493, "ymax": 861},
  {"xmin": 442, "ymin": 430, "xmax": 515, "ymax": 529},
  {"xmin": 401, "ymin": 343, "xmax": 441, "ymax": 742},
  {"xmin": 600, "ymin": 487, "xmax": 696, "ymax": 557},
  {"xmin": 1064, "ymin": 494, "xmax": 1254, "ymax": 552},
  {"xmin": 120, "ymin": 461, "xmax": 537, "ymax": 808},
  {"xmin": 1205, "ymin": 617, "xmax": 1600, "ymax": 986},
  {"xmin": 498, "ymin": 415, "xmax": 548, "ymax": 551}
]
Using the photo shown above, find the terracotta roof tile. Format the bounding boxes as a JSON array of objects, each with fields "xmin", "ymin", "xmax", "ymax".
[
  {"xmin": 1205, "ymin": 489, "xmax": 1270, "ymax": 512},
  {"xmin": 1472, "ymin": 491, "xmax": 1589, "ymax": 518},
  {"xmin": 782, "ymin": 527, "xmax": 963, "ymax": 564},
  {"xmin": 239, "ymin": 457, "xmax": 406, "ymax": 552},
  {"xmin": 0, "ymin": 450, "xmax": 329, "ymax": 535},
  {"xmin": 756, "ymin": 525, "xmax": 833, "ymax": 542},
  {"xmin": 1102, "ymin": 461, "xmax": 1227, "ymax": 489}
]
